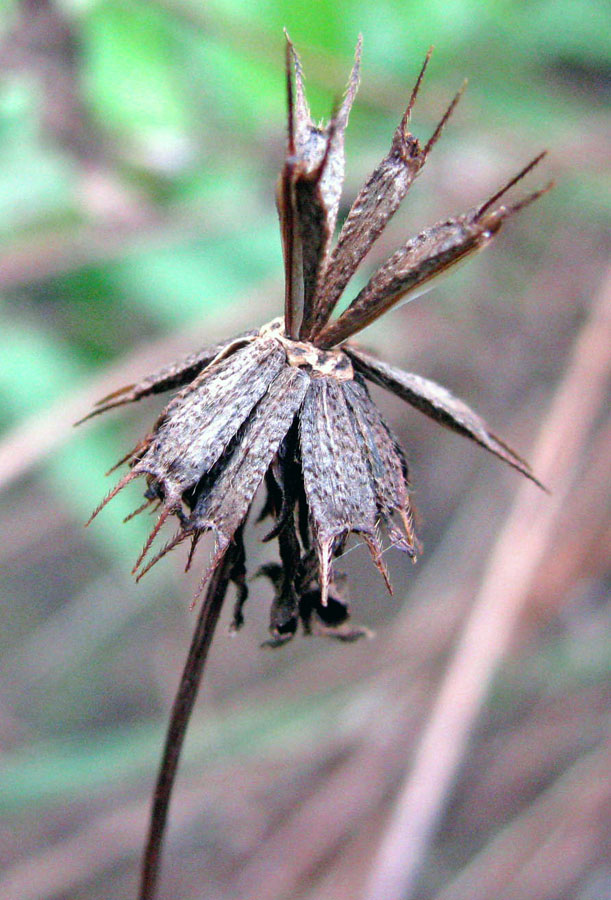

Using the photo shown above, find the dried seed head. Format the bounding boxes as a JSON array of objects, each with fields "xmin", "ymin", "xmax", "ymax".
[{"xmin": 82, "ymin": 38, "xmax": 549, "ymax": 644}]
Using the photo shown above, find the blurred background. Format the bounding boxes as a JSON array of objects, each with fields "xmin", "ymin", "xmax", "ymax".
[{"xmin": 0, "ymin": 1, "xmax": 609, "ymax": 898}]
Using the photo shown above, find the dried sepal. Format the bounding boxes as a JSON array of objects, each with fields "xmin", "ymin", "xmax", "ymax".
[
  {"xmin": 347, "ymin": 345, "xmax": 543, "ymax": 487},
  {"xmin": 76, "ymin": 331, "xmax": 257, "ymax": 424},
  {"xmin": 85, "ymin": 338, "xmax": 286, "ymax": 568},
  {"xmin": 316, "ymin": 153, "xmax": 551, "ymax": 348},
  {"xmin": 309, "ymin": 53, "xmax": 466, "ymax": 338}
]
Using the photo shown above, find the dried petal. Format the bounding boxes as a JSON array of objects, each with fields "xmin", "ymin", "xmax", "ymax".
[
  {"xmin": 299, "ymin": 576, "xmax": 372, "ymax": 642},
  {"xmin": 348, "ymin": 346, "xmax": 543, "ymax": 486},
  {"xmin": 261, "ymin": 445, "xmax": 304, "ymax": 642},
  {"xmin": 228, "ymin": 526, "xmax": 248, "ymax": 631},
  {"xmin": 258, "ymin": 562, "xmax": 299, "ymax": 646}
]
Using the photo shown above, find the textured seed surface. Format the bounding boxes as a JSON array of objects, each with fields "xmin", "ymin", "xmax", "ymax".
[
  {"xmin": 78, "ymin": 331, "xmax": 258, "ymax": 423},
  {"xmin": 311, "ymin": 124, "xmax": 426, "ymax": 335},
  {"xmin": 290, "ymin": 36, "xmax": 360, "ymax": 248},
  {"xmin": 129, "ymin": 331, "xmax": 257, "ymax": 398},
  {"xmin": 278, "ymin": 37, "xmax": 360, "ymax": 341},
  {"xmin": 316, "ymin": 215, "xmax": 487, "ymax": 348},
  {"xmin": 299, "ymin": 376, "xmax": 377, "ymax": 543},
  {"xmin": 310, "ymin": 53, "xmax": 466, "ymax": 336}
]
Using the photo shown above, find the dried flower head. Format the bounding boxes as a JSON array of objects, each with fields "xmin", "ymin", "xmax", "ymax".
[{"xmin": 82, "ymin": 37, "xmax": 550, "ymax": 645}]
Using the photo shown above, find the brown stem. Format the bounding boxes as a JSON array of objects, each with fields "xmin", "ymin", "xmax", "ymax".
[{"xmin": 138, "ymin": 548, "xmax": 235, "ymax": 900}]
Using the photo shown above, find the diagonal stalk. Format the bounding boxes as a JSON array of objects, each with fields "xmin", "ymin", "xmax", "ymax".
[{"xmin": 138, "ymin": 547, "xmax": 235, "ymax": 900}]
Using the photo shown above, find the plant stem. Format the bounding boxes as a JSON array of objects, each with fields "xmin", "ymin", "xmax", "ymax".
[{"xmin": 138, "ymin": 549, "xmax": 235, "ymax": 900}]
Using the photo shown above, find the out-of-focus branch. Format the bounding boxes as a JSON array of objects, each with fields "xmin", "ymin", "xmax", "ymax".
[
  {"xmin": 230, "ymin": 696, "xmax": 419, "ymax": 900},
  {"xmin": 0, "ymin": 469, "xmax": 488, "ymax": 900},
  {"xmin": 0, "ymin": 0, "xmax": 104, "ymax": 162},
  {"xmin": 364, "ymin": 265, "xmax": 611, "ymax": 900},
  {"xmin": 433, "ymin": 744, "xmax": 610, "ymax": 900}
]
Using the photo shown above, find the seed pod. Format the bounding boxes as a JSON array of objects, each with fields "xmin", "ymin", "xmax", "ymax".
[{"xmin": 83, "ymin": 36, "xmax": 549, "ymax": 639}]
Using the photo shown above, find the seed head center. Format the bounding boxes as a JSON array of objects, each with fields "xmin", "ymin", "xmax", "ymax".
[{"xmin": 259, "ymin": 318, "xmax": 354, "ymax": 380}]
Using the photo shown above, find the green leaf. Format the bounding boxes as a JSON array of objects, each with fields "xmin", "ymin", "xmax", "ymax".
[
  {"xmin": 0, "ymin": 689, "xmax": 348, "ymax": 810},
  {"xmin": 0, "ymin": 82, "xmax": 76, "ymax": 236},
  {"xmin": 81, "ymin": 1, "xmax": 191, "ymax": 140},
  {"xmin": 107, "ymin": 222, "xmax": 281, "ymax": 327}
]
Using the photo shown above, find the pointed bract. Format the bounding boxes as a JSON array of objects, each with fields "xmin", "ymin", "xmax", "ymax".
[
  {"xmin": 347, "ymin": 346, "xmax": 543, "ymax": 486},
  {"xmin": 76, "ymin": 332, "xmax": 257, "ymax": 424},
  {"xmin": 299, "ymin": 376, "xmax": 378, "ymax": 603},
  {"xmin": 310, "ymin": 53, "xmax": 465, "ymax": 337}
]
